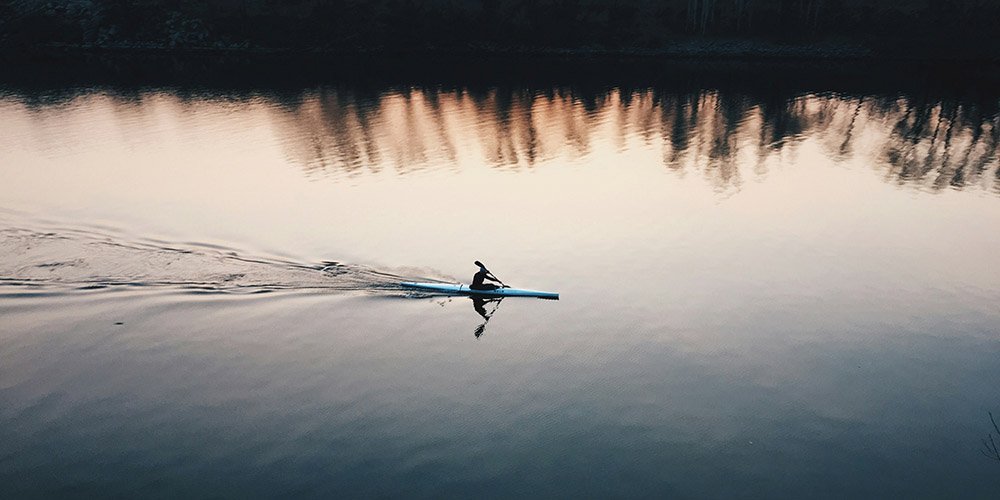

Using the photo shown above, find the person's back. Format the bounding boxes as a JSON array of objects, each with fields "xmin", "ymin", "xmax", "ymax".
[{"xmin": 470, "ymin": 261, "xmax": 499, "ymax": 290}]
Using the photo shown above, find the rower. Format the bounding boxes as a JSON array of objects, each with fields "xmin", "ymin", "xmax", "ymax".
[{"xmin": 470, "ymin": 260, "xmax": 503, "ymax": 290}]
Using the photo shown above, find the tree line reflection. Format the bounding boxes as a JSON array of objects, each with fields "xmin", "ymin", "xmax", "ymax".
[{"xmin": 268, "ymin": 85, "xmax": 999, "ymax": 193}]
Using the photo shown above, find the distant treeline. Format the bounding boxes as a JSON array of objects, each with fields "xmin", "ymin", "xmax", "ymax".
[{"xmin": 2, "ymin": 0, "xmax": 999, "ymax": 55}]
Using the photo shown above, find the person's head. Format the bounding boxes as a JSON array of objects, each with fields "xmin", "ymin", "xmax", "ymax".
[{"xmin": 474, "ymin": 260, "xmax": 485, "ymax": 269}]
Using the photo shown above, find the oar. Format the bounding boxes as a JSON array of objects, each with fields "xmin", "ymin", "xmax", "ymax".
[
  {"xmin": 477, "ymin": 260, "xmax": 509, "ymax": 288},
  {"xmin": 486, "ymin": 268, "xmax": 508, "ymax": 288}
]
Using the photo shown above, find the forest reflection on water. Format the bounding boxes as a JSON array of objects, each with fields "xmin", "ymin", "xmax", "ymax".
[
  {"xmin": 264, "ymin": 84, "xmax": 999, "ymax": 194},
  {"xmin": 5, "ymin": 66, "xmax": 998, "ymax": 196}
]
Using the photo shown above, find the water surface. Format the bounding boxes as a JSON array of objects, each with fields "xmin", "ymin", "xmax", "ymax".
[{"xmin": 2, "ymin": 61, "xmax": 1000, "ymax": 498}]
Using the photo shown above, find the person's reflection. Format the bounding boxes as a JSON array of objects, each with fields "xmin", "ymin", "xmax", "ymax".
[{"xmin": 472, "ymin": 296, "xmax": 503, "ymax": 338}]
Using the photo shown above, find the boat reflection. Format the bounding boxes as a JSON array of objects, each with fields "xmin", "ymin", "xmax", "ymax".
[{"xmin": 471, "ymin": 296, "xmax": 503, "ymax": 339}]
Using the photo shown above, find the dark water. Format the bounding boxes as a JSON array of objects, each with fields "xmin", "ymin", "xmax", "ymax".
[{"xmin": 2, "ymin": 60, "xmax": 999, "ymax": 498}]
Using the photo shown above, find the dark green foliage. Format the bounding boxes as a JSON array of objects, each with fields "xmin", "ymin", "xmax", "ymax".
[{"xmin": 1, "ymin": 0, "xmax": 998, "ymax": 54}]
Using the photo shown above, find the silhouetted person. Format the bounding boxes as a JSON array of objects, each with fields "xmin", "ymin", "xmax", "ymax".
[{"xmin": 470, "ymin": 260, "xmax": 502, "ymax": 290}]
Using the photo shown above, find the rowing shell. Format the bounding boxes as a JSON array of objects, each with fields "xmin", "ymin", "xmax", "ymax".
[{"xmin": 400, "ymin": 282, "xmax": 559, "ymax": 299}]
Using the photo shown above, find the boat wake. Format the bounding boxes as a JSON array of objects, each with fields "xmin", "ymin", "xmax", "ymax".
[{"xmin": 0, "ymin": 227, "xmax": 452, "ymax": 295}]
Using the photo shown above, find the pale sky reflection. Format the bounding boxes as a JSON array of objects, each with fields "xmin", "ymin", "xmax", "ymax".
[{"xmin": 1, "ymin": 85, "xmax": 998, "ymax": 288}]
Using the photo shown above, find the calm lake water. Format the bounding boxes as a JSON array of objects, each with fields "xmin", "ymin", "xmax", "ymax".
[{"xmin": 2, "ymin": 59, "xmax": 999, "ymax": 498}]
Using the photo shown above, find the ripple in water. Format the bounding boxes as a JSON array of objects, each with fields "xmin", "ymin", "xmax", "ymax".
[{"xmin": 0, "ymin": 227, "xmax": 450, "ymax": 295}]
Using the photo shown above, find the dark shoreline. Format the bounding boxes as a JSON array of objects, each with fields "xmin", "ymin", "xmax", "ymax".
[
  {"xmin": 7, "ymin": 36, "xmax": 1000, "ymax": 63},
  {"xmin": 4, "ymin": 42, "xmax": 1000, "ymax": 103},
  {"xmin": 5, "ymin": 0, "xmax": 997, "ymax": 72}
]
